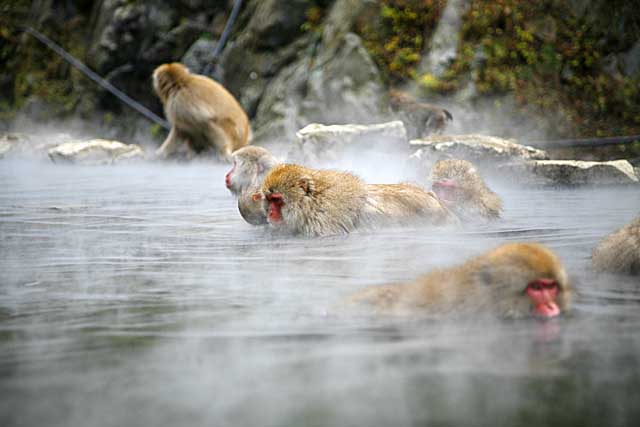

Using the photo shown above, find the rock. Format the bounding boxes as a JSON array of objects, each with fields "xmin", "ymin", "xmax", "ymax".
[
  {"xmin": 141, "ymin": 21, "xmax": 205, "ymax": 65},
  {"xmin": 182, "ymin": 38, "xmax": 218, "ymax": 75},
  {"xmin": 0, "ymin": 133, "xmax": 32, "ymax": 159},
  {"xmin": 409, "ymin": 134, "xmax": 549, "ymax": 163},
  {"xmin": 500, "ymin": 160, "xmax": 639, "ymax": 185},
  {"xmin": 212, "ymin": 0, "xmax": 313, "ymax": 114},
  {"xmin": 244, "ymin": 0, "xmax": 309, "ymax": 50},
  {"xmin": 418, "ymin": 0, "xmax": 470, "ymax": 78},
  {"xmin": 621, "ymin": 40, "xmax": 640, "ymax": 77},
  {"xmin": 249, "ymin": 0, "xmax": 386, "ymax": 146},
  {"xmin": 292, "ymin": 121, "xmax": 408, "ymax": 164},
  {"xmin": 48, "ymin": 139, "xmax": 145, "ymax": 165},
  {"xmin": 253, "ymin": 31, "xmax": 386, "ymax": 147}
]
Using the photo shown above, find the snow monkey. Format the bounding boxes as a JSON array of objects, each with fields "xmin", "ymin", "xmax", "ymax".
[
  {"xmin": 388, "ymin": 89, "xmax": 453, "ymax": 138},
  {"xmin": 592, "ymin": 216, "xmax": 640, "ymax": 275},
  {"xmin": 225, "ymin": 146, "xmax": 280, "ymax": 225},
  {"xmin": 349, "ymin": 243, "xmax": 572, "ymax": 320},
  {"xmin": 152, "ymin": 62, "xmax": 251, "ymax": 161},
  {"xmin": 430, "ymin": 159, "xmax": 503, "ymax": 221},
  {"xmin": 259, "ymin": 164, "xmax": 456, "ymax": 236}
]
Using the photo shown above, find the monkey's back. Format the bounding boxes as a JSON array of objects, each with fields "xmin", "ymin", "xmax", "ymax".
[
  {"xmin": 301, "ymin": 169, "xmax": 369, "ymax": 236},
  {"xmin": 162, "ymin": 68, "xmax": 250, "ymax": 151},
  {"xmin": 364, "ymin": 183, "xmax": 456, "ymax": 226},
  {"xmin": 592, "ymin": 216, "xmax": 640, "ymax": 275}
]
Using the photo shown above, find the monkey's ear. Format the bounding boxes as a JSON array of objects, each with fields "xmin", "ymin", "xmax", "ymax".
[
  {"xmin": 251, "ymin": 193, "xmax": 263, "ymax": 202},
  {"xmin": 297, "ymin": 178, "xmax": 314, "ymax": 195}
]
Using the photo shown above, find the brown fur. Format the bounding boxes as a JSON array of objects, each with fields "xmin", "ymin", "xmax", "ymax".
[
  {"xmin": 430, "ymin": 159, "xmax": 503, "ymax": 221},
  {"xmin": 260, "ymin": 164, "xmax": 457, "ymax": 236},
  {"xmin": 349, "ymin": 243, "xmax": 572, "ymax": 319},
  {"xmin": 364, "ymin": 183, "xmax": 457, "ymax": 226},
  {"xmin": 592, "ymin": 216, "xmax": 640, "ymax": 275},
  {"xmin": 153, "ymin": 63, "xmax": 251, "ymax": 160},
  {"xmin": 388, "ymin": 89, "xmax": 453, "ymax": 137},
  {"xmin": 261, "ymin": 164, "xmax": 368, "ymax": 236},
  {"xmin": 226, "ymin": 146, "xmax": 280, "ymax": 226}
]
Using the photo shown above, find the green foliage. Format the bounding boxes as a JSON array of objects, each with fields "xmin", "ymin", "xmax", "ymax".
[
  {"xmin": 355, "ymin": 0, "xmax": 446, "ymax": 82},
  {"xmin": 301, "ymin": 5, "xmax": 325, "ymax": 33},
  {"xmin": 436, "ymin": 0, "xmax": 640, "ymax": 137}
]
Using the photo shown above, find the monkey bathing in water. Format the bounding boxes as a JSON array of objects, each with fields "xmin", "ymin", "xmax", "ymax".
[
  {"xmin": 152, "ymin": 62, "xmax": 251, "ymax": 161},
  {"xmin": 430, "ymin": 159, "xmax": 503, "ymax": 221},
  {"xmin": 592, "ymin": 216, "xmax": 640, "ymax": 275},
  {"xmin": 259, "ymin": 164, "xmax": 456, "ymax": 236},
  {"xmin": 388, "ymin": 89, "xmax": 453, "ymax": 138},
  {"xmin": 225, "ymin": 146, "xmax": 280, "ymax": 225},
  {"xmin": 348, "ymin": 243, "xmax": 572, "ymax": 320}
]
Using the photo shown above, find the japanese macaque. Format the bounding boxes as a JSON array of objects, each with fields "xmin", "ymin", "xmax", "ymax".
[
  {"xmin": 592, "ymin": 216, "xmax": 640, "ymax": 275},
  {"xmin": 430, "ymin": 159, "xmax": 503, "ymax": 221},
  {"xmin": 152, "ymin": 62, "xmax": 251, "ymax": 161},
  {"xmin": 259, "ymin": 164, "xmax": 456, "ymax": 236},
  {"xmin": 225, "ymin": 146, "xmax": 280, "ymax": 225},
  {"xmin": 365, "ymin": 183, "xmax": 456, "ymax": 227},
  {"xmin": 348, "ymin": 243, "xmax": 572, "ymax": 320},
  {"xmin": 388, "ymin": 89, "xmax": 453, "ymax": 138}
]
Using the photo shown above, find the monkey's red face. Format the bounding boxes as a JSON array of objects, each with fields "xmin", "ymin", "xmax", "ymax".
[
  {"xmin": 432, "ymin": 179, "xmax": 459, "ymax": 202},
  {"xmin": 526, "ymin": 278, "xmax": 560, "ymax": 319},
  {"xmin": 225, "ymin": 162, "xmax": 235, "ymax": 190},
  {"xmin": 265, "ymin": 192, "xmax": 284, "ymax": 224}
]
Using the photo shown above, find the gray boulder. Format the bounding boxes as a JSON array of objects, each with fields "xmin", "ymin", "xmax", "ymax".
[
  {"xmin": 250, "ymin": 0, "xmax": 386, "ymax": 148},
  {"xmin": 48, "ymin": 139, "xmax": 145, "ymax": 165},
  {"xmin": 409, "ymin": 134, "xmax": 549, "ymax": 163},
  {"xmin": 500, "ymin": 160, "xmax": 639, "ymax": 185}
]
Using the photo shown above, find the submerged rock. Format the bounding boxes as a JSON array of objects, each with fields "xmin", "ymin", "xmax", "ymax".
[
  {"xmin": 409, "ymin": 134, "xmax": 549, "ymax": 163},
  {"xmin": 48, "ymin": 139, "xmax": 145, "ymax": 165},
  {"xmin": 292, "ymin": 121, "xmax": 408, "ymax": 164},
  {"xmin": 500, "ymin": 159, "xmax": 639, "ymax": 185}
]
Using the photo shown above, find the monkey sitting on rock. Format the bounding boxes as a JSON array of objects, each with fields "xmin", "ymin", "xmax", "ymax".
[
  {"xmin": 152, "ymin": 62, "xmax": 251, "ymax": 161},
  {"xmin": 388, "ymin": 89, "xmax": 453, "ymax": 138}
]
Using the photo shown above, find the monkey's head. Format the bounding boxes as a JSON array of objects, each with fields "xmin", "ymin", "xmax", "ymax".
[
  {"xmin": 388, "ymin": 89, "xmax": 414, "ymax": 110},
  {"xmin": 430, "ymin": 159, "xmax": 502, "ymax": 218},
  {"xmin": 260, "ymin": 164, "xmax": 315, "ymax": 231},
  {"xmin": 431, "ymin": 159, "xmax": 483, "ymax": 202},
  {"xmin": 473, "ymin": 243, "xmax": 572, "ymax": 319},
  {"xmin": 225, "ymin": 146, "xmax": 279, "ymax": 195},
  {"xmin": 152, "ymin": 62, "xmax": 190, "ymax": 103}
]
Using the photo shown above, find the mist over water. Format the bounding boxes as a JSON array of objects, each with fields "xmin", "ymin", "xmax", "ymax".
[{"xmin": 1, "ymin": 154, "xmax": 639, "ymax": 427}]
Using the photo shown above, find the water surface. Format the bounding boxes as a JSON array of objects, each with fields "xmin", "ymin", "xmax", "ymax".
[{"xmin": 1, "ymin": 159, "xmax": 639, "ymax": 427}]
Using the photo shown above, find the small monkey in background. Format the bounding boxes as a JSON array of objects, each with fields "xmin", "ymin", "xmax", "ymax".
[
  {"xmin": 430, "ymin": 159, "xmax": 503, "ymax": 221},
  {"xmin": 225, "ymin": 146, "xmax": 280, "ymax": 225},
  {"xmin": 592, "ymin": 216, "xmax": 640, "ymax": 275},
  {"xmin": 259, "ymin": 164, "xmax": 456, "ymax": 236},
  {"xmin": 348, "ymin": 243, "xmax": 572, "ymax": 320},
  {"xmin": 152, "ymin": 63, "xmax": 251, "ymax": 161},
  {"xmin": 388, "ymin": 89, "xmax": 453, "ymax": 138}
]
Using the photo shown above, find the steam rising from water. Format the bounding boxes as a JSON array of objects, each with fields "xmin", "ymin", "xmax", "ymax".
[{"xmin": 0, "ymin": 140, "xmax": 639, "ymax": 426}]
